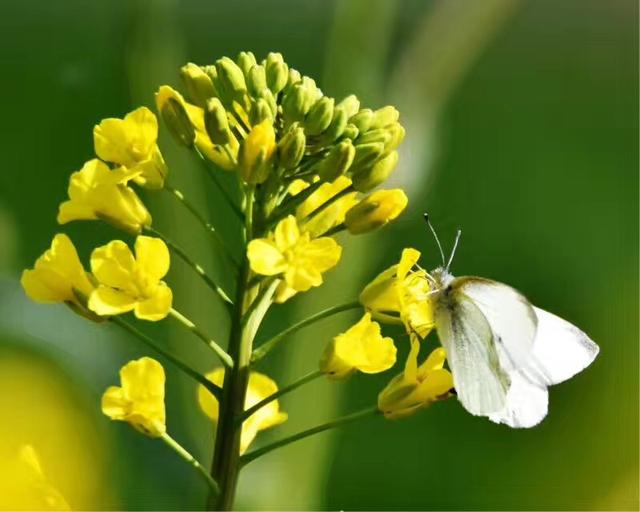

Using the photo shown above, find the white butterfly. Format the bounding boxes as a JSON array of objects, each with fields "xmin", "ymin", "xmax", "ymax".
[{"xmin": 424, "ymin": 216, "xmax": 599, "ymax": 428}]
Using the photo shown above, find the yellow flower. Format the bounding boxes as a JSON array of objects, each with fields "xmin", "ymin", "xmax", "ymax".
[
  {"xmin": 344, "ymin": 189, "xmax": 408, "ymax": 234},
  {"xmin": 247, "ymin": 216, "xmax": 342, "ymax": 303},
  {"xmin": 155, "ymin": 85, "xmax": 237, "ymax": 170},
  {"xmin": 320, "ymin": 313, "xmax": 397, "ymax": 379},
  {"xmin": 360, "ymin": 248, "xmax": 434, "ymax": 338},
  {"xmin": 198, "ymin": 369, "xmax": 288, "ymax": 454},
  {"xmin": 296, "ymin": 176, "xmax": 359, "ymax": 238},
  {"xmin": 88, "ymin": 236, "xmax": 172, "ymax": 321},
  {"xmin": 57, "ymin": 159, "xmax": 151, "ymax": 234},
  {"xmin": 102, "ymin": 357, "xmax": 166, "ymax": 437},
  {"xmin": 378, "ymin": 338, "xmax": 453, "ymax": 419},
  {"xmin": 238, "ymin": 119, "xmax": 277, "ymax": 184},
  {"xmin": 21, "ymin": 234, "xmax": 94, "ymax": 308},
  {"xmin": 94, "ymin": 107, "xmax": 168, "ymax": 189}
]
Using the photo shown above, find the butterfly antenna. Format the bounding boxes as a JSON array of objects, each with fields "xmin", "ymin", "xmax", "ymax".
[
  {"xmin": 446, "ymin": 229, "xmax": 462, "ymax": 271},
  {"xmin": 423, "ymin": 213, "xmax": 446, "ymax": 266}
]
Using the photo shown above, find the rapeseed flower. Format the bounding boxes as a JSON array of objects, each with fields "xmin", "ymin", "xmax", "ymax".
[
  {"xmin": 88, "ymin": 236, "xmax": 172, "ymax": 321},
  {"xmin": 57, "ymin": 159, "xmax": 151, "ymax": 234},
  {"xmin": 102, "ymin": 357, "xmax": 166, "ymax": 437},
  {"xmin": 320, "ymin": 313, "xmax": 396, "ymax": 379},
  {"xmin": 94, "ymin": 107, "xmax": 168, "ymax": 189},
  {"xmin": 345, "ymin": 189, "xmax": 408, "ymax": 234},
  {"xmin": 198, "ymin": 369, "xmax": 287, "ymax": 454}
]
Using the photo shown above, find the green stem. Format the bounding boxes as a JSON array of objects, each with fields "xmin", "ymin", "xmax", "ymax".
[
  {"xmin": 193, "ymin": 147, "xmax": 244, "ymax": 221},
  {"xmin": 144, "ymin": 226, "xmax": 234, "ymax": 307},
  {"xmin": 110, "ymin": 316, "xmax": 221, "ymax": 399},
  {"xmin": 169, "ymin": 308, "xmax": 233, "ymax": 369},
  {"xmin": 240, "ymin": 406, "xmax": 381, "ymax": 467},
  {"xmin": 237, "ymin": 369, "xmax": 323, "ymax": 424},
  {"xmin": 164, "ymin": 184, "xmax": 240, "ymax": 269},
  {"xmin": 161, "ymin": 433, "xmax": 219, "ymax": 494},
  {"xmin": 251, "ymin": 301, "xmax": 362, "ymax": 363}
]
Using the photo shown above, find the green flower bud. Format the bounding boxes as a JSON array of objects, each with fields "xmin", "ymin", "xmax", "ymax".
[
  {"xmin": 287, "ymin": 68, "xmax": 302, "ymax": 89},
  {"xmin": 282, "ymin": 84, "xmax": 315, "ymax": 124},
  {"xmin": 356, "ymin": 128, "xmax": 391, "ymax": 146},
  {"xmin": 305, "ymin": 97, "xmax": 334, "ymax": 135},
  {"xmin": 350, "ymin": 109, "xmax": 374, "ymax": 133},
  {"xmin": 180, "ymin": 63, "xmax": 215, "ymax": 108},
  {"xmin": 156, "ymin": 86, "xmax": 195, "ymax": 147},
  {"xmin": 215, "ymin": 57, "xmax": 247, "ymax": 99},
  {"xmin": 265, "ymin": 52, "xmax": 289, "ymax": 94},
  {"xmin": 257, "ymin": 88, "xmax": 277, "ymax": 117},
  {"xmin": 351, "ymin": 142, "xmax": 385, "ymax": 170},
  {"xmin": 385, "ymin": 122, "xmax": 406, "ymax": 152},
  {"xmin": 237, "ymin": 51, "xmax": 257, "ymax": 76},
  {"xmin": 205, "ymin": 97, "xmax": 231, "ymax": 145},
  {"xmin": 341, "ymin": 123, "xmax": 359, "ymax": 140},
  {"xmin": 337, "ymin": 95, "xmax": 360, "ymax": 118},
  {"xmin": 370, "ymin": 106, "xmax": 399, "ymax": 129},
  {"xmin": 249, "ymin": 98, "xmax": 274, "ymax": 125},
  {"xmin": 247, "ymin": 65, "xmax": 267, "ymax": 97},
  {"xmin": 278, "ymin": 124, "xmax": 306, "ymax": 170},
  {"xmin": 351, "ymin": 150, "xmax": 399, "ymax": 192},
  {"xmin": 321, "ymin": 108, "xmax": 348, "ymax": 142},
  {"xmin": 317, "ymin": 139, "xmax": 355, "ymax": 182}
]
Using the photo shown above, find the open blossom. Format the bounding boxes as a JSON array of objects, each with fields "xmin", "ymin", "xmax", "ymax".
[
  {"xmin": 102, "ymin": 357, "xmax": 166, "ymax": 437},
  {"xmin": 57, "ymin": 159, "xmax": 151, "ymax": 234},
  {"xmin": 155, "ymin": 85, "xmax": 238, "ymax": 170},
  {"xmin": 88, "ymin": 236, "xmax": 172, "ymax": 321},
  {"xmin": 21, "ymin": 234, "xmax": 94, "ymax": 309},
  {"xmin": 198, "ymin": 369, "xmax": 288, "ymax": 454},
  {"xmin": 378, "ymin": 339, "xmax": 453, "ymax": 419},
  {"xmin": 320, "ymin": 313, "xmax": 397, "ymax": 379},
  {"xmin": 94, "ymin": 107, "xmax": 168, "ymax": 189},
  {"xmin": 247, "ymin": 215, "xmax": 342, "ymax": 303},
  {"xmin": 360, "ymin": 248, "xmax": 434, "ymax": 338}
]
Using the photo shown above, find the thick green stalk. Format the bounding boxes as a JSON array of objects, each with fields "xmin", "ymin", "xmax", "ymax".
[
  {"xmin": 240, "ymin": 406, "xmax": 380, "ymax": 467},
  {"xmin": 251, "ymin": 301, "xmax": 362, "ymax": 363}
]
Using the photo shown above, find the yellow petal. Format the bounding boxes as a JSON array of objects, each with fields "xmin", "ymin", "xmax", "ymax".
[
  {"xmin": 134, "ymin": 283, "xmax": 172, "ymax": 321},
  {"xmin": 134, "ymin": 236, "xmax": 170, "ymax": 282},
  {"xmin": 90, "ymin": 240, "xmax": 136, "ymax": 290},
  {"xmin": 397, "ymin": 248, "xmax": 421, "ymax": 281},
  {"xmin": 303, "ymin": 237, "xmax": 342, "ymax": 273},
  {"xmin": 101, "ymin": 386, "xmax": 128, "ymax": 420},
  {"xmin": 274, "ymin": 215, "xmax": 300, "ymax": 251},
  {"xmin": 88, "ymin": 286, "xmax": 137, "ymax": 316},
  {"xmin": 247, "ymin": 239, "xmax": 286, "ymax": 276},
  {"xmin": 198, "ymin": 368, "xmax": 225, "ymax": 421}
]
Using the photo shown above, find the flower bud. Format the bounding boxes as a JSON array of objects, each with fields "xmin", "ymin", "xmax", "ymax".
[
  {"xmin": 286, "ymin": 68, "xmax": 301, "ymax": 90},
  {"xmin": 247, "ymin": 65, "xmax": 267, "ymax": 97},
  {"xmin": 237, "ymin": 51, "xmax": 257, "ymax": 76},
  {"xmin": 344, "ymin": 189, "xmax": 408, "ymax": 234},
  {"xmin": 238, "ymin": 120, "xmax": 276, "ymax": 184},
  {"xmin": 155, "ymin": 86, "xmax": 196, "ymax": 147},
  {"xmin": 265, "ymin": 52, "xmax": 289, "ymax": 94},
  {"xmin": 370, "ymin": 106, "xmax": 399, "ymax": 129},
  {"xmin": 356, "ymin": 128, "xmax": 391, "ymax": 146},
  {"xmin": 204, "ymin": 97, "xmax": 231, "ymax": 145},
  {"xmin": 317, "ymin": 139, "xmax": 355, "ymax": 182},
  {"xmin": 305, "ymin": 97, "xmax": 334, "ymax": 135},
  {"xmin": 257, "ymin": 88, "xmax": 277, "ymax": 117},
  {"xmin": 351, "ymin": 150, "xmax": 399, "ymax": 192},
  {"xmin": 385, "ymin": 122, "xmax": 406, "ymax": 151},
  {"xmin": 215, "ymin": 57, "xmax": 247, "ymax": 99},
  {"xmin": 321, "ymin": 108, "xmax": 348, "ymax": 142},
  {"xmin": 278, "ymin": 124, "xmax": 306, "ymax": 170},
  {"xmin": 351, "ymin": 142, "xmax": 385, "ymax": 170},
  {"xmin": 350, "ymin": 108, "xmax": 374, "ymax": 132},
  {"xmin": 180, "ymin": 63, "xmax": 215, "ymax": 108},
  {"xmin": 336, "ymin": 94, "xmax": 360, "ymax": 118},
  {"xmin": 282, "ymin": 84, "xmax": 315, "ymax": 124},
  {"xmin": 341, "ymin": 123, "xmax": 359, "ymax": 140},
  {"xmin": 249, "ymin": 98, "xmax": 274, "ymax": 125}
]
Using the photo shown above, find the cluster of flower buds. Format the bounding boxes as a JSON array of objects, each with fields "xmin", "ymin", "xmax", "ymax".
[{"xmin": 159, "ymin": 51, "xmax": 408, "ymax": 235}]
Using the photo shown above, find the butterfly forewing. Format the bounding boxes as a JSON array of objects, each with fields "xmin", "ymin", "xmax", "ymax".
[
  {"xmin": 454, "ymin": 277, "xmax": 538, "ymax": 373},
  {"xmin": 436, "ymin": 291, "xmax": 510, "ymax": 416}
]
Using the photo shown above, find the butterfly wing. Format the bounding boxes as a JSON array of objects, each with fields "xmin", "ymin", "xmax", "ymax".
[
  {"xmin": 522, "ymin": 307, "xmax": 599, "ymax": 386},
  {"xmin": 435, "ymin": 291, "xmax": 510, "ymax": 416},
  {"xmin": 455, "ymin": 277, "xmax": 538, "ymax": 373},
  {"xmin": 488, "ymin": 372, "xmax": 549, "ymax": 428}
]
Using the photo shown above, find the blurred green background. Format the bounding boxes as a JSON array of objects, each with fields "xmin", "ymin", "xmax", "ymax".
[{"xmin": 0, "ymin": 0, "xmax": 637, "ymax": 510}]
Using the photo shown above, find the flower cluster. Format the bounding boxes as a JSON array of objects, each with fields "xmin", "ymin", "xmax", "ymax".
[{"xmin": 20, "ymin": 51, "xmax": 451, "ymax": 508}]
